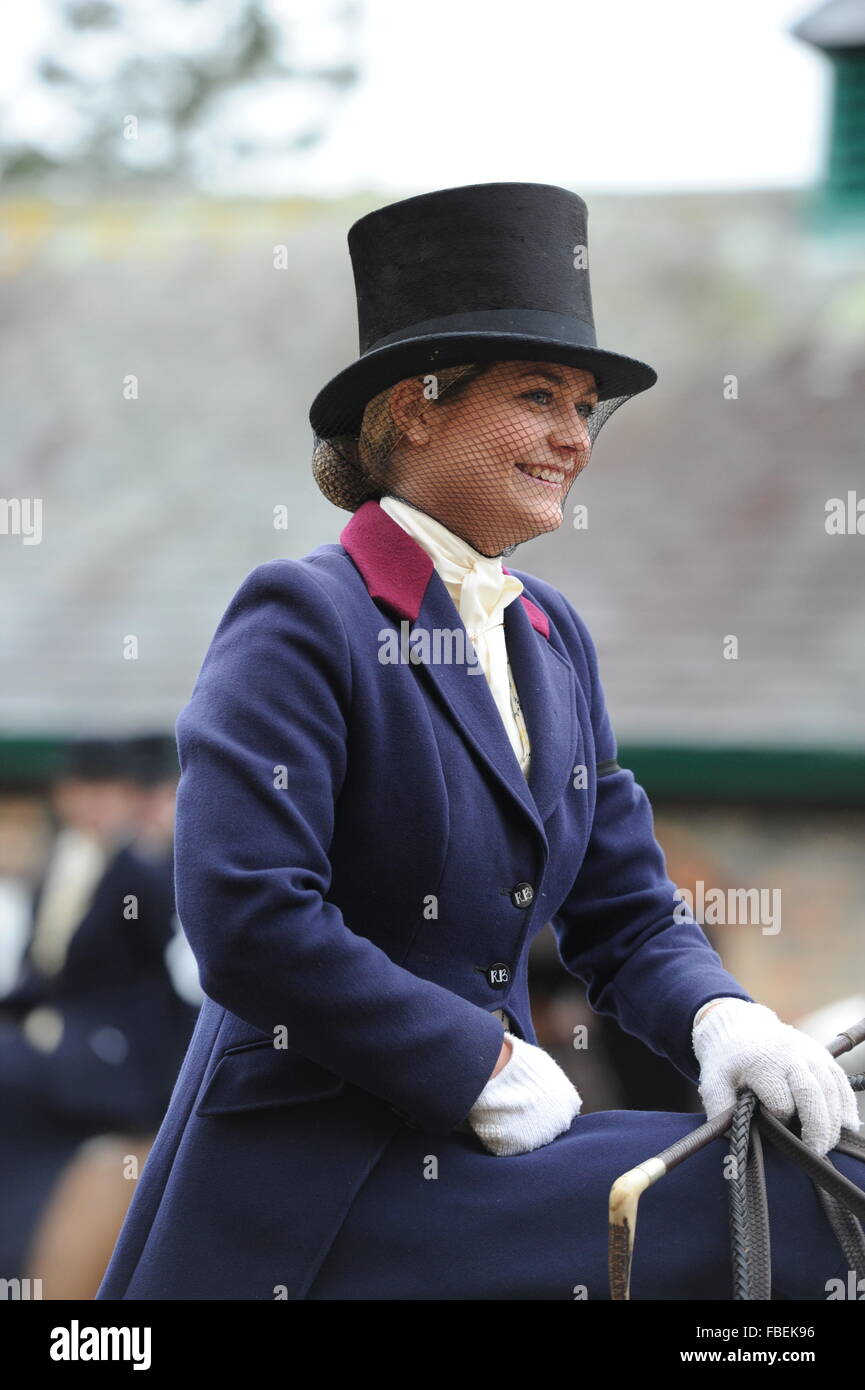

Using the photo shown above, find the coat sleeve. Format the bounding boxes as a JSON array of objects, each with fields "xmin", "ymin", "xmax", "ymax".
[
  {"xmin": 547, "ymin": 596, "xmax": 756, "ymax": 1085},
  {"xmin": 173, "ymin": 560, "xmax": 505, "ymax": 1134}
]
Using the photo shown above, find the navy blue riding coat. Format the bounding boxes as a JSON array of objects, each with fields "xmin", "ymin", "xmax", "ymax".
[{"xmin": 96, "ymin": 499, "xmax": 859, "ymax": 1301}]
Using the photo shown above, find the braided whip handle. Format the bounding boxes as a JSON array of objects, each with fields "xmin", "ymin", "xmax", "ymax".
[{"xmin": 728, "ymin": 1016, "xmax": 865, "ymax": 1300}]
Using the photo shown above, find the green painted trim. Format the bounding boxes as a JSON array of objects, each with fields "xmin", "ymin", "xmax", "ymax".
[
  {"xmin": 0, "ymin": 738, "xmax": 73, "ymax": 786},
  {"xmin": 1, "ymin": 736, "xmax": 864, "ymax": 804},
  {"xmin": 618, "ymin": 745, "xmax": 865, "ymax": 805},
  {"xmin": 0, "ymin": 737, "xmax": 179, "ymax": 788}
]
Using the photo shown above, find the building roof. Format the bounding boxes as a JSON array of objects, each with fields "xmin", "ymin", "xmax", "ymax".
[
  {"xmin": 1, "ymin": 189, "xmax": 863, "ymax": 751},
  {"xmin": 792, "ymin": 0, "xmax": 865, "ymax": 50}
]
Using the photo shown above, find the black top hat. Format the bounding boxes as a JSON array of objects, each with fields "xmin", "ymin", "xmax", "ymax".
[
  {"xmin": 124, "ymin": 734, "xmax": 180, "ymax": 788},
  {"xmin": 309, "ymin": 181, "xmax": 657, "ymax": 441},
  {"xmin": 54, "ymin": 737, "xmax": 138, "ymax": 783}
]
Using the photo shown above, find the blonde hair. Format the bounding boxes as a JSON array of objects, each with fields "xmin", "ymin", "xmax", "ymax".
[{"xmin": 311, "ymin": 362, "xmax": 487, "ymax": 512}]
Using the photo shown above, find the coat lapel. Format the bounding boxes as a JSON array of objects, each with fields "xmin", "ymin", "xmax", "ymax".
[
  {"xmin": 339, "ymin": 501, "xmax": 580, "ymax": 834},
  {"xmin": 500, "ymin": 579, "xmax": 581, "ymax": 827}
]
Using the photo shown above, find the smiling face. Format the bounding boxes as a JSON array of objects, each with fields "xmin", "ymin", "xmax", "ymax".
[{"xmin": 381, "ymin": 359, "xmax": 598, "ymax": 554}]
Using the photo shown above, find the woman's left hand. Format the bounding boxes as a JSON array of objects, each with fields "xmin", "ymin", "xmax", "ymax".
[{"xmin": 691, "ymin": 997, "xmax": 861, "ymax": 1156}]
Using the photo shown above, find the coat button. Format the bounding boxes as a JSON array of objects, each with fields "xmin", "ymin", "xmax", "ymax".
[
  {"xmin": 486, "ymin": 962, "xmax": 511, "ymax": 989},
  {"xmin": 510, "ymin": 881, "xmax": 535, "ymax": 909}
]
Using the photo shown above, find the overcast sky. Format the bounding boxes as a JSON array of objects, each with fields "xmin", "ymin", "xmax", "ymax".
[
  {"xmin": 287, "ymin": 0, "xmax": 832, "ymax": 197},
  {"xmin": 0, "ymin": 0, "xmax": 834, "ymax": 196}
]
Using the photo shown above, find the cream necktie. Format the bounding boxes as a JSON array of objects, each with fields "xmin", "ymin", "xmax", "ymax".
[
  {"xmin": 379, "ymin": 495, "xmax": 530, "ymax": 773},
  {"xmin": 29, "ymin": 827, "xmax": 108, "ymax": 976}
]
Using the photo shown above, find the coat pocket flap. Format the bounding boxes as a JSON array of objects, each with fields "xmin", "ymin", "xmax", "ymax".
[{"xmin": 196, "ymin": 1039, "xmax": 345, "ymax": 1116}]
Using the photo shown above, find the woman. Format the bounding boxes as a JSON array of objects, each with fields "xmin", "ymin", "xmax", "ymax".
[{"xmin": 96, "ymin": 183, "xmax": 864, "ymax": 1301}]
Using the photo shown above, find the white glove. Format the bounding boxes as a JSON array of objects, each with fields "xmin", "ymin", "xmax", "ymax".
[
  {"xmin": 466, "ymin": 1032, "xmax": 582, "ymax": 1156},
  {"xmin": 692, "ymin": 997, "xmax": 861, "ymax": 1157}
]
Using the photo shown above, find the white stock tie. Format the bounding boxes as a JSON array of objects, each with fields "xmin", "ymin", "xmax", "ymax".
[{"xmin": 378, "ymin": 495, "xmax": 527, "ymax": 765}]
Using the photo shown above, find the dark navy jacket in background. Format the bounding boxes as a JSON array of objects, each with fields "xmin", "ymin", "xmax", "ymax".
[{"xmin": 0, "ymin": 839, "xmax": 198, "ymax": 1276}]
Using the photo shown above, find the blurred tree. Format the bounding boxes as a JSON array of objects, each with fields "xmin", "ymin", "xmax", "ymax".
[{"xmin": 0, "ymin": 0, "xmax": 363, "ymax": 192}]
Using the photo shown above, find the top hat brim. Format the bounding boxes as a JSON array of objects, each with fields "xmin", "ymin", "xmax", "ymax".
[{"xmin": 309, "ymin": 331, "xmax": 657, "ymax": 440}]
